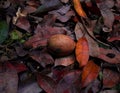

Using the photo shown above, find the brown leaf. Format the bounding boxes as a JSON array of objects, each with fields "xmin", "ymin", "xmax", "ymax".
[
  {"xmin": 15, "ymin": 16, "xmax": 31, "ymax": 32},
  {"xmin": 21, "ymin": 6, "xmax": 37, "ymax": 15},
  {"xmin": 103, "ymin": 69, "xmax": 120, "ymax": 88},
  {"xmin": 98, "ymin": 48, "xmax": 120, "ymax": 64},
  {"xmin": 24, "ymin": 26, "xmax": 66, "ymax": 48},
  {"xmin": 74, "ymin": 22, "xmax": 85, "ymax": 40},
  {"xmin": 74, "ymin": 21, "xmax": 100, "ymax": 57},
  {"xmin": 85, "ymin": 20, "xmax": 100, "ymax": 57},
  {"xmin": 55, "ymin": 70, "xmax": 81, "ymax": 93},
  {"xmin": 0, "ymin": 62, "xmax": 18, "ymax": 93},
  {"xmin": 49, "ymin": 5, "xmax": 75, "ymax": 23},
  {"xmin": 37, "ymin": 73, "xmax": 56, "ymax": 93},
  {"xmin": 97, "ymin": 1, "xmax": 114, "ymax": 31},
  {"xmin": 55, "ymin": 54, "xmax": 75, "ymax": 66},
  {"xmin": 30, "ymin": 49, "xmax": 54, "ymax": 68},
  {"xmin": 81, "ymin": 60, "xmax": 100, "ymax": 88},
  {"xmin": 75, "ymin": 37, "xmax": 89, "ymax": 67},
  {"xmin": 52, "ymin": 65, "xmax": 70, "ymax": 82}
]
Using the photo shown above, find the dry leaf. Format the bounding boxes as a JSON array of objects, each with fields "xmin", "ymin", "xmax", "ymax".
[
  {"xmin": 30, "ymin": 49, "xmax": 54, "ymax": 67},
  {"xmin": 15, "ymin": 16, "xmax": 31, "ymax": 32},
  {"xmin": 75, "ymin": 37, "xmax": 89, "ymax": 67},
  {"xmin": 74, "ymin": 22, "xmax": 85, "ymax": 40},
  {"xmin": 24, "ymin": 25, "xmax": 66, "ymax": 48},
  {"xmin": 103, "ymin": 69, "xmax": 120, "ymax": 88},
  {"xmin": 81, "ymin": 60, "xmax": 100, "ymax": 88},
  {"xmin": 85, "ymin": 24, "xmax": 100, "ymax": 57},
  {"xmin": 55, "ymin": 70, "xmax": 81, "ymax": 93},
  {"xmin": 97, "ymin": 1, "xmax": 114, "ymax": 31},
  {"xmin": 98, "ymin": 48, "xmax": 120, "ymax": 64},
  {"xmin": 55, "ymin": 54, "xmax": 75, "ymax": 66},
  {"xmin": 0, "ymin": 62, "xmax": 18, "ymax": 93},
  {"xmin": 37, "ymin": 73, "xmax": 56, "ymax": 93}
]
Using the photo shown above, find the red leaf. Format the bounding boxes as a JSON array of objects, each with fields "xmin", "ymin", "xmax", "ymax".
[
  {"xmin": 103, "ymin": 69, "xmax": 120, "ymax": 88},
  {"xmin": 13, "ymin": 63, "xmax": 27, "ymax": 73},
  {"xmin": 55, "ymin": 70, "xmax": 81, "ymax": 93},
  {"xmin": 52, "ymin": 66, "xmax": 70, "ymax": 82},
  {"xmin": 15, "ymin": 16, "xmax": 31, "ymax": 32},
  {"xmin": 75, "ymin": 37, "xmax": 89, "ymax": 67},
  {"xmin": 0, "ymin": 62, "xmax": 18, "ymax": 93},
  {"xmin": 37, "ymin": 73, "xmax": 56, "ymax": 93},
  {"xmin": 81, "ymin": 60, "xmax": 100, "ymax": 88}
]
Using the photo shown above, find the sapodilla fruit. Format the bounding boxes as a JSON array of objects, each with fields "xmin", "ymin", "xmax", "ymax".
[{"xmin": 47, "ymin": 34, "xmax": 76, "ymax": 57}]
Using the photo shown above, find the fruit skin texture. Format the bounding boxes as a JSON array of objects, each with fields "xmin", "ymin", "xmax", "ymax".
[{"xmin": 47, "ymin": 34, "xmax": 76, "ymax": 57}]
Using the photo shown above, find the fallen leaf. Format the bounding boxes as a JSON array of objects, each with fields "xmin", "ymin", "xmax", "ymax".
[
  {"xmin": 15, "ymin": 16, "xmax": 31, "ymax": 32},
  {"xmin": 52, "ymin": 65, "xmax": 70, "ymax": 82},
  {"xmin": 33, "ymin": 0, "xmax": 63, "ymax": 14},
  {"xmin": 55, "ymin": 70, "xmax": 81, "ymax": 93},
  {"xmin": 24, "ymin": 25, "xmax": 66, "ymax": 48},
  {"xmin": 30, "ymin": 49, "xmax": 54, "ymax": 67},
  {"xmin": 103, "ymin": 69, "xmax": 120, "ymax": 88},
  {"xmin": 74, "ymin": 21, "xmax": 100, "ymax": 57},
  {"xmin": 49, "ymin": 5, "xmax": 75, "ymax": 23},
  {"xmin": 37, "ymin": 73, "xmax": 57, "ymax": 93},
  {"xmin": 97, "ymin": 1, "xmax": 114, "ymax": 31},
  {"xmin": 12, "ymin": 62, "xmax": 28, "ymax": 73},
  {"xmin": 55, "ymin": 54, "xmax": 75, "ymax": 66},
  {"xmin": 85, "ymin": 22, "xmax": 100, "ymax": 57},
  {"xmin": 73, "ymin": 0, "xmax": 87, "ymax": 18},
  {"xmin": 0, "ymin": 20, "xmax": 9, "ymax": 44},
  {"xmin": 0, "ymin": 62, "xmax": 18, "ymax": 93},
  {"xmin": 81, "ymin": 60, "xmax": 100, "ymax": 88},
  {"xmin": 75, "ymin": 37, "xmax": 89, "ymax": 67},
  {"xmin": 98, "ymin": 48, "xmax": 120, "ymax": 64},
  {"xmin": 74, "ymin": 22, "xmax": 85, "ymax": 40}
]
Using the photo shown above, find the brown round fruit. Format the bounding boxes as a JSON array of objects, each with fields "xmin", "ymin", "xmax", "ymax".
[{"xmin": 47, "ymin": 34, "xmax": 76, "ymax": 57}]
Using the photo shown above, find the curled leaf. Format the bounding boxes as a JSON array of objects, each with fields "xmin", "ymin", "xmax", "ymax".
[
  {"xmin": 75, "ymin": 37, "xmax": 89, "ymax": 67},
  {"xmin": 73, "ymin": 0, "xmax": 87, "ymax": 18}
]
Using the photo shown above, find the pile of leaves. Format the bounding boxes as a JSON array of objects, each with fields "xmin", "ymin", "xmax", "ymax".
[{"xmin": 0, "ymin": 0, "xmax": 120, "ymax": 93}]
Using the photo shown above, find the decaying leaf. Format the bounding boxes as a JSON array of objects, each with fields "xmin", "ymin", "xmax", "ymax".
[
  {"xmin": 55, "ymin": 70, "xmax": 81, "ymax": 93},
  {"xmin": 81, "ymin": 60, "xmax": 100, "ymax": 88},
  {"xmin": 98, "ymin": 48, "xmax": 120, "ymax": 64},
  {"xmin": 55, "ymin": 54, "xmax": 75, "ymax": 66},
  {"xmin": 74, "ymin": 22, "xmax": 85, "ymax": 40},
  {"xmin": 0, "ymin": 62, "xmax": 18, "ymax": 93},
  {"xmin": 97, "ymin": 0, "xmax": 114, "ymax": 31},
  {"xmin": 37, "ymin": 73, "xmax": 56, "ymax": 93},
  {"xmin": 73, "ymin": 0, "xmax": 87, "ymax": 18},
  {"xmin": 103, "ymin": 69, "xmax": 120, "ymax": 88},
  {"xmin": 15, "ymin": 16, "xmax": 31, "ymax": 32},
  {"xmin": 75, "ymin": 21, "xmax": 100, "ymax": 57},
  {"xmin": 49, "ymin": 5, "xmax": 75, "ymax": 22},
  {"xmin": 75, "ymin": 37, "xmax": 89, "ymax": 67},
  {"xmin": 30, "ymin": 49, "xmax": 54, "ymax": 67},
  {"xmin": 24, "ymin": 25, "xmax": 66, "ymax": 48}
]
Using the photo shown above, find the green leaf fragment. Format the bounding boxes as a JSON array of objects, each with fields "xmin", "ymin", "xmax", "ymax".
[
  {"xmin": 0, "ymin": 21, "xmax": 9, "ymax": 44},
  {"xmin": 10, "ymin": 30, "xmax": 22, "ymax": 40}
]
